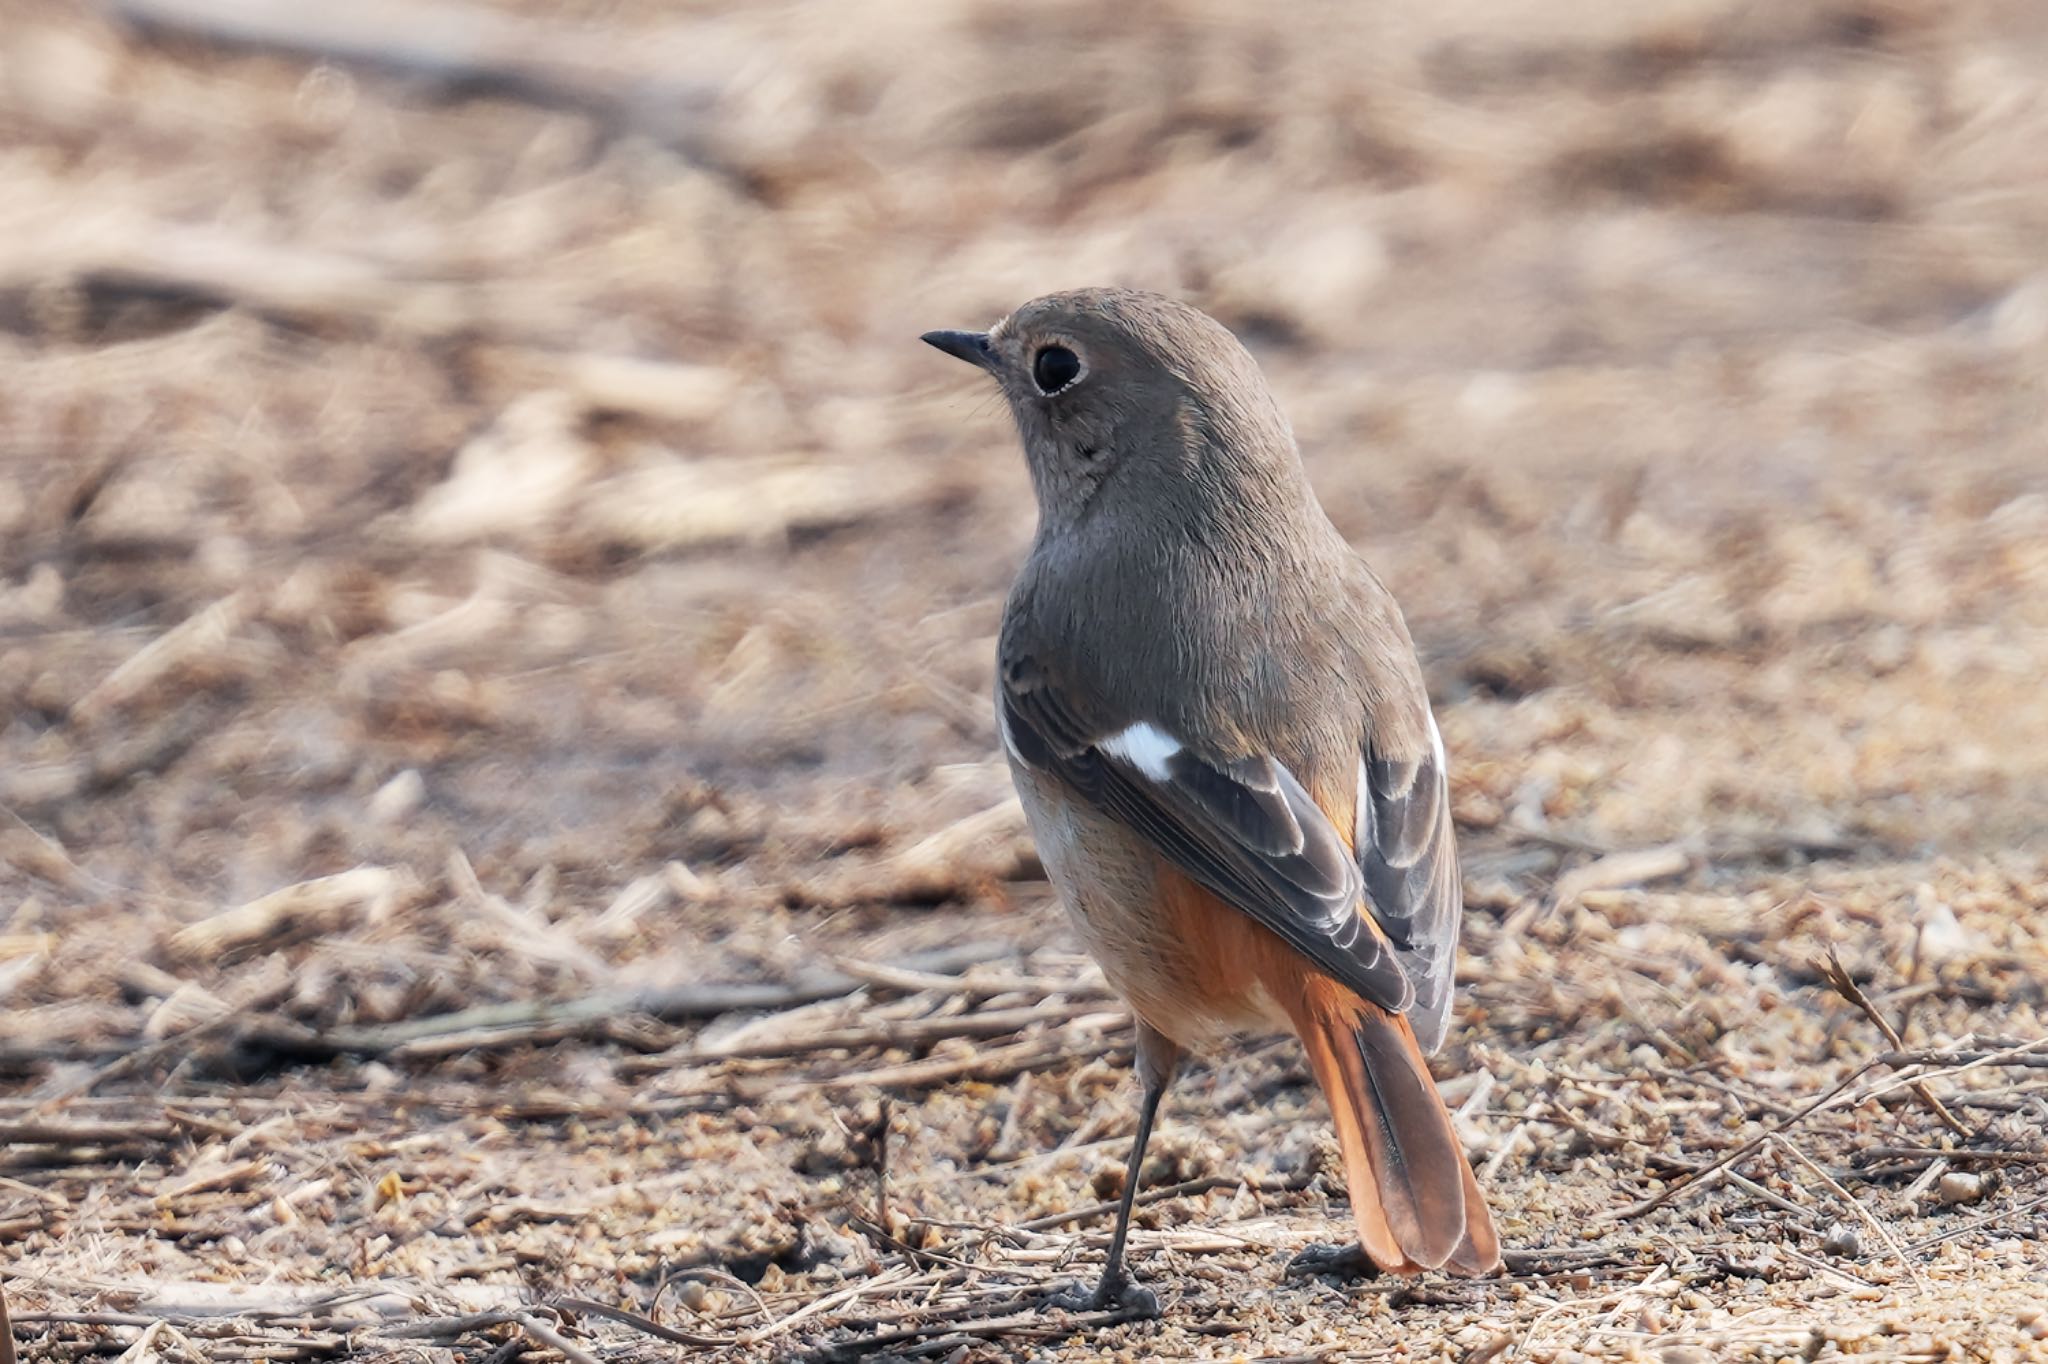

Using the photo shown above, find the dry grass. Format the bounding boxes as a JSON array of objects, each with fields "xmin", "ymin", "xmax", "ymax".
[{"xmin": 3, "ymin": 0, "xmax": 2046, "ymax": 1359}]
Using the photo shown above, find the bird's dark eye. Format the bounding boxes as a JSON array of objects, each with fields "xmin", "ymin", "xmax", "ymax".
[{"xmin": 1032, "ymin": 345, "xmax": 1082, "ymax": 394}]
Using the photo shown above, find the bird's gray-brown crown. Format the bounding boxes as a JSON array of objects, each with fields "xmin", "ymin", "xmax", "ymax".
[{"xmin": 923, "ymin": 288, "xmax": 1303, "ymax": 530}]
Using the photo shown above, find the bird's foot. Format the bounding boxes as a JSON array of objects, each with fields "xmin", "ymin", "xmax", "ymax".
[
  {"xmin": 1286, "ymin": 1241, "xmax": 1382, "ymax": 1280},
  {"xmin": 1044, "ymin": 1271, "xmax": 1160, "ymax": 1318}
]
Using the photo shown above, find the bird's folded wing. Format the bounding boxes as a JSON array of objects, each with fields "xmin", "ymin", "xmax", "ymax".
[
  {"xmin": 1354, "ymin": 713, "xmax": 1462, "ymax": 1052},
  {"xmin": 1000, "ymin": 671, "xmax": 1413, "ymax": 1016}
]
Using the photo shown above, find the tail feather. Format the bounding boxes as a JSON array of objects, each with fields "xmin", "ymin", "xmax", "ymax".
[
  {"xmin": 1295, "ymin": 1015, "xmax": 1412, "ymax": 1270},
  {"xmin": 1444, "ymin": 1142, "xmax": 1501, "ymax": 1275},
  {"xmin": 1287, "ymin": 978, "xmax": 1500, "ymax": 1274}
]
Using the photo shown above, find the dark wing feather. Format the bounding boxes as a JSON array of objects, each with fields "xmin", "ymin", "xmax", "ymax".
[
  {"xmin": 1001, "ymin": 681, "xmax": 1413, "ymax": 1015},
  {"xmin": 1355, "ymin": 722, "xmax": 1463, "ymax": 1052}
]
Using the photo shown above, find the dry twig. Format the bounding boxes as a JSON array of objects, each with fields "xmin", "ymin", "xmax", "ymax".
[
  {"xmin": 1817, "ymin": 950, "xmax": 1972, "ymax": 1137},
  {"xmin": 1605, "ymin": 1060, "xmax": 1881, "ymax": 1222},
  {"xmin": 799, "ymin": 1301, "xmax": 1148, "ymax": 1363},
  {"xmin": 1897, "ymin": 1189, "xmax": 2048, "ymax": 1255},
  {"xmin": 513, "ymin": 1311, "xmax": 601, "ymax": 1364},
  {"xmin": 221, "ymin": 941, "xmax": 1019, "ymax": 1066},
  {"xmin": 553, "ymin": 1297, "xmax": 730, "ymax": 1349},
  {"xmin": 1770, "ymin": 1136, "xmax": 1927, "ymax": 1291}
]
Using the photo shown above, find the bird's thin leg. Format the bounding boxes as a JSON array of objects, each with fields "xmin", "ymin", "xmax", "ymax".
[{"xmin": 1072, "ymin": 1022, "xmax": 1179, "ymax": 1313}]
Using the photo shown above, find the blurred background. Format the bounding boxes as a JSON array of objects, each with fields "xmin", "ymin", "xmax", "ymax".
[{"xmin": 4, "ymin": 0, "xmax": 2047, "ymax": 1356}]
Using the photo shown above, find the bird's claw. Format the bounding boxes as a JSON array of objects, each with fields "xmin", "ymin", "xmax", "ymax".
[
  {"xmin": 1286, "ymin": 1241, "xmax": 1382, "ymax": 1279},
  {"xmin": 1044, "ymin": 1273, "xmax": 1160, "ymax": 1317}
]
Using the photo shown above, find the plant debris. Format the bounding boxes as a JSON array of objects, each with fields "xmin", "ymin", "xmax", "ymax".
[{"xmin": 4, "ymin": 0, "xmax": 2046, "ymax": 1360}]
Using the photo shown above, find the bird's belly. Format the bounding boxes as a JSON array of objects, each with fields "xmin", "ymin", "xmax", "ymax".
[{"xmin": 1010, "ymin": 764, "xmax": 1290, "ymax": 1050}]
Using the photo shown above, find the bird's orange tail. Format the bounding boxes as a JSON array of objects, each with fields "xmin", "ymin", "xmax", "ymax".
[{"xmin": 1284, "ymin": 975, "xmax": 1500, "ymax": 1274}]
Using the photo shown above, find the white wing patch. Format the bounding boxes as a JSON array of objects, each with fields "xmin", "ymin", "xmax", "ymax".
[
  {"xmin": 1428, "ymin": 711, "xmax": 1448, "ymax": 773},
  {"xmin": 1353, "ymin": 754, "xmax": 1373, "ymax": 852},
  {"xmin": 996, "ymin": 702, "xmax": 1024, "ymax": 764},
  {"xmin": 1099, "ymin": 722, "xmax": 1182, "ymax": 781}
]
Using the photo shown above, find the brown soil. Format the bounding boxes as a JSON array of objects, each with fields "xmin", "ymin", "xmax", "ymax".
[{"xmin": 3, "ymin": 1, "xmax": 2046, "ymax": 1360}]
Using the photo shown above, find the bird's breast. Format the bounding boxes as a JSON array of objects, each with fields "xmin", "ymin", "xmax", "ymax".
[{"xmin": 1008, "ymin": 760, "xmax": 1294, "ymax": 1050}]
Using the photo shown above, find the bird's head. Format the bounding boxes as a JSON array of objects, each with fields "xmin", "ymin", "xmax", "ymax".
[{"xmin": 923, "ymin": 288, "xmax": 1299, "ymax": 533}]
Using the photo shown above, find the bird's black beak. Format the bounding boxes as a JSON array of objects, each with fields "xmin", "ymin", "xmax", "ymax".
[{"xmin": 920, "ymin": 329, "xmax": 995, "ymax": 371}]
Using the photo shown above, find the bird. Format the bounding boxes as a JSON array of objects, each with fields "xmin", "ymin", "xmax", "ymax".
[{"xmin": 921, "ymin": 288, "xmax": 1500, "ymax": 1311}]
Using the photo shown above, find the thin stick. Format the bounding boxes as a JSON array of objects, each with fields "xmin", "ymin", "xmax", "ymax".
[
  {"xmin": 1604, "ymin": 1060, "xmax": 1880, "ymax": 1222},
  {"xmin": 863, "ymin": 1097, "xmax": 895, "ymax": 1241},
  {"xmin": 1010, "ymin": 1171, "xmax": 1306, "ymax": 1236},
  {"xmin": 224, "ymin": 941, "xmax": 1019, "ymax": 1064},
  {"xmin": 514, "ymin": 1312, "xmax": 602, "ymax": 1364},
  {"xmin": 1777, "ymin": 1244, "xmax": 1881, "ymax": 1292},
  {"xmin": 0, "ymin": 1121, "xmax": 181, "ymax": 1146},
  {"xmin": 1771, "ymin": 1136, "xmax": 1927, "ymax": 1292},
  {"xmin": 1899, "ymin": 912, "xmax": 1930, "ymax": 1043},
  {"xmin": 1724, "ymin": 1171, "xmax": 1820, "ymax": 1224},
  {"xmin": 894, "ymin": 1135, "xmax": 1129, "ymax": 1190},
  {"xmin": 1897, "ymin": 1189, "xmax": 2048, "ymax": 1255},
  {"xmin": 65, "ymin": 1012, "xmax": 252, "ymax": 1099},
  {"xmin": 552, "ymin": 1297, "xmax": 730, "ymax": 1347},
  {"xmin": 1648, "ymin": 1065, "xmax": 1800, "ymax": 1119},
  {"xmin": 1875, "ymin": 1047, "xmax": 2048, "ymax": 1071},
  {"xmin": 6, "ymin": 1313, "xmax": 183, "ymax": 1328},
  {"xmin": 1857, "ymin": 1146, "xmax": 2048, "ymax": 1166},
  {"xmin": 70, "ymin": 590, "xmax": 254, "ymax": 724},
  {"xmin": 787, "ymin": 1034, "xmax": 1131, "ymax": 1095},
  {"xmin": 113, "ymin": 1321, "xmax": 166, "ymax": 1364},
  {"xmin": 654, "ymin": 1267, "xmax": 770, "ymax": 1326},
  {"xmin": 797, "ymin": 1303, "xmax": 1147, "ymax": 1363},
  {"xmin": 697, "ymin": 1002, "xmax": 1107, "ymax": 1063},
  {"xmin": 383, "ymin": 1311, "xmax": 520, "ymax": 1340},
  {"xmin": 1853, "ymin": 1037, "xmax": 2048, "ymax": 1111},
  {"xmin": 1818, "ymin": 951, "xmax": 1972, "ymax": 1137},
  {"xmin": 741, "ymin": 1271, "xmax": 910, "ymax": 1347}
]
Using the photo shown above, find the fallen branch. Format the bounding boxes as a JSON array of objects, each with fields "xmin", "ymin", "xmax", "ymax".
[{"xmin": 217, "ymin": 941, "xmax": 1021, "ymax": 1066}]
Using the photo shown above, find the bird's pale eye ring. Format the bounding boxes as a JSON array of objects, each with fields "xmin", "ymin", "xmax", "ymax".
[{"xmin": 1031, "ymin": 345, "xmax": 1083, "ymax": 396}]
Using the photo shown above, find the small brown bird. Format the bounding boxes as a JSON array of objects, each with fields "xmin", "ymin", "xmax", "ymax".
[{"xmin": 923, "ymin": 288, "xmax": 1499, "ymax": 1310}]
